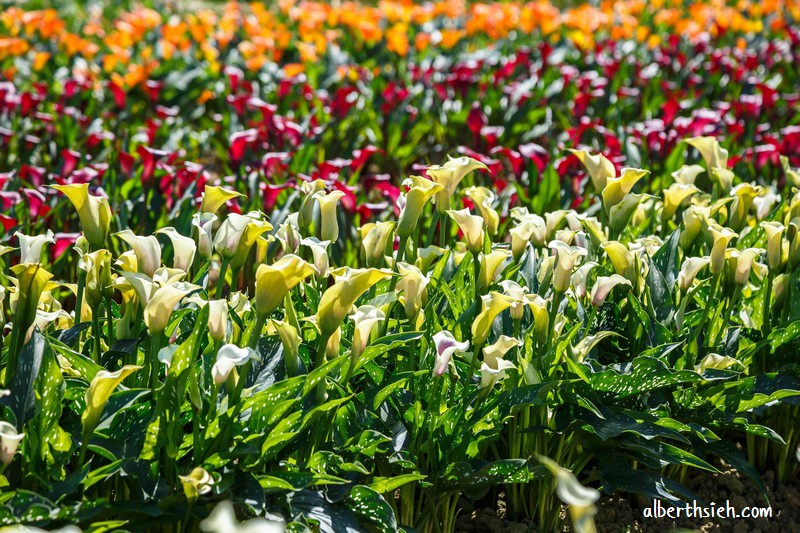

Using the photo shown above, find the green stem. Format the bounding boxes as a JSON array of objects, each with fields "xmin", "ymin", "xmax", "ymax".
[
  {"xmin": 105, "ymin": 295, "xmax": 115, "ymax": 348},
  {"xmin": 314, "ymin": 332, "xmax": 331, "ymax": 403},
  {"xmin": 215, "ymin": 258, "xmax": 229, "ymax": 299},
  {"xmin": 92, "ymin": 313, "xmax": 102, "ymax": 364}
]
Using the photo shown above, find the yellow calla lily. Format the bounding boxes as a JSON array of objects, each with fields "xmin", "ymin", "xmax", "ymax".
[
  {"xmin": 200, "ymin": 185, "xmax": 243, "ymax": 214},
  {"xmin": 145, "ymin": 284, "xmax": 194, "ymax": 334},
  {"xmin": 269, "ymin": 319, "xmax": 302, "ymax": 375},
  {"xmin": 447, "ymin": 208, "xmax": 485, "ymax": 254},
  {"xmin": 465, "ymin": 186, "xmax": 500, "ymax": 237},
  {"xmin": 602, "ymin": 168, "xmax": 649, "ymax": 211},
  {"xmin": 81, "ymin": 249, "xmax": 113, "ymax": 308},
  {"xmin": 707, "ymin": 223, "xmax": 738, "ymax": 275},
  {"xmin": 549, "ymin": 240, "xmax": 588, "ymax": 293},
  {"xmin": 300, "ymin": 237, "xmax": 331, "ymax": 278},
  {"xmin": 317, "ymin": 268, "xmax": 392, "ymax": 338},
  {"xmin": 313, "ymin": 190, "xmax": 346, "ymax": 243},
  {"xmin": 729, "ymin": 183, "xmax": 762, "ymax": 231},
  {"xmin": 427, "ymin": 156, "xmax": 488, "ymax": 212},
  {"xmin": 254, "ymin": 254, "xmax": 316, "ymax": 318},
  {"xmin": 396, "ymin": 262, "xmax": 429, "ymax": 320},
  {"xmin": 397, "ymin": 176, "xmax": 443, "ymax": 239},
  {"xmin": 478, "ymin": 249, "xmax": 511, "ymax": 291},
  {"xmin": 298, "ymin": 179, "xmax": 327, "ymax": 230},
  {"xmin": 662, "ymin": 183, "xmax": 700, "ymax": 222},
  {"xmin": 471, "ymin": 291, "xmax": 514, "ymax": 347},
  {"xmin": 760, "ymin": 221, "xmax": 784, "ymax": 270},
  {"xmin": 156, "ymin": 227, "xmax": 197, "ymax": 273},
  {"xmin": 116, "ymin": 230, "xmax": 162, "ymax": 277},
  {"xmin": 81, "ymin": 365, "xmax": 141, "ymax": 438},
  {"xmin": 600, "ymin": 241, "xmax": 637, "ymax": 284},
  {"xmin": 360, "ymin": 221, "xmax": 395, "ymax": 268},
  {"xmin": 686, "ymin": 136, "xmax": 728, "ymax": 170},
  {"xmin": 52, "ymin": 183, "xmax": 112, "ymax": 249},
  {"xmin": 568, "ymin": 149, "xmax": 615, "ymax": 191}
]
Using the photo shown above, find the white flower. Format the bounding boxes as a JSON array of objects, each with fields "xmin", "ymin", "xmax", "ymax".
[
  {"xmin": 432, "ymin": 331, "xmax": 470, "ymax": 377},
  {"xmin": 212, "ymin": 344, "xmax": 259, "ymax": 385}
]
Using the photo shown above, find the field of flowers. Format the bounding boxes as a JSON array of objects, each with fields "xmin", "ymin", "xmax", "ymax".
[{"xmin": 1, "ymin": 0, "xmax": 800, "ymax": 531}]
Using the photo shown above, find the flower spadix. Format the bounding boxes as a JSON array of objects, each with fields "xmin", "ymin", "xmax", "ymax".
[
  {"xmin": 254, "ymin": 254, "xmax": 316, "ymax": 318},
  {"xmin": 52, "ymin": 183, "xmax": 112, "ymax": 249},
  {"xmin": 317, "ymin": 267, "xmax": 392, "ymax": 338}
]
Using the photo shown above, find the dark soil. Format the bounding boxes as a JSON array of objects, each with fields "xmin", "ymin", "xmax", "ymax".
[{"xmin": 455, "ymin": 466, "xmax": 800, "ymax": 532}]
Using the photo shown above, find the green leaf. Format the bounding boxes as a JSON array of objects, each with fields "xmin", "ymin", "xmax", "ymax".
[{"xmin": 347, "ymin": 486, "xmax": 398, "ymax": 533}]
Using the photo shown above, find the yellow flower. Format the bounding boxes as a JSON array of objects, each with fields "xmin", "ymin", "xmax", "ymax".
[
  {"xmin": 447, "ymin": 208, "xmax": 485, "ymax": 254},
  {"xmin": 81, "ymin": 365, "xmax": 141, "ymax": 438},
  {"xmin": 52, "ymin": 183, "xmax": 112, "ymax": 249},
  {"xmin": 427, "ymin": 156, "xmax": 488, "ymax": 212},
  {"xmin": 360, "ymin": 221, "xmax": 395, "ymax": 268},
  {"xmin": 568, "ymin": 149, "xmax": 615, "ymax": 191},
  {"xmin": 254, "ymin": 254, "xmax": 316, "ymax": 318},
  {"xmin": 313, "ymin": 190, "xmax": 346, "ymax": 243},
  {"xmin": 317, "ymin": 268, "xmax": 392, "ymax": 338},
  {"xmin": 397, "ymin": 176, "xmax": 442, "ymax": 239},
  {"xmin": 200, "ymin": 185, "xmax": 243, "ymax": 214}
]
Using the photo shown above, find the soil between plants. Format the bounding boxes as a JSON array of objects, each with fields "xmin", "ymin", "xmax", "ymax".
[{"xmin": 455, "ymin": 466, "xmax": 800, "ymax": 532}]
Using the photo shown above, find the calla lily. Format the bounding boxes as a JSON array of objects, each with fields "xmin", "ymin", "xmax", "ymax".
[
  {"xmin": 269, "ymin": 319, "xmax": 302, "ymax": 375},
  {"xmin": 678, "ymin": 256, "xmax": 710, "ymax": 292},
  {"xmin": 52, "ymin": 183, "xmax": 112, "ymax": 249},
  {"xmin": 510, "ymin": 216, "xmax": 546, "ymax": 259},
  {"xmin": 472, "ymin": 292, "xmax": 515, "ymax": 347},
  {"xmin": 116, "ymin": 230, "xmax": 162, "ymax": 277},
  {"xmin": 416, "ymin": 245, "xmax": 447, "ymax": 272},
  {"xmin": 729, "ymin": 183, "xmax": 762, "ymax": 231},
  {"xmin": 317, "ymin": 268, "xmax": 392, "ymax": 337},
  {"xmin": 427, "ymin": 156, "xmax": 488, "ymax": 211},
  {"xmin": 549, "ymin": 240, "xmax": 588, "ymax": 293},
  {"xmin": 695, "ymin": 353, "xmax": 741, "ymax": 373},
  {"xmin": 277, "ymin": 213, "xmax": 302, "ymax": 254},
  {"xmin": 601, "ymin": 241, "xmax": 637, "ymax": 284},
  {"xmin": 781, "ymin": 156, "xmax": 800, "ymax": 188},
  {"xmin": 214, "ymin": 212, "xmax": 272, "ymax": 267},
  {"xmin": 81, "ymin": 249, "xmax": 113, "ymax": 308},
  {"xmin": 539, "ymin": 456, "xmax": 599, "ymax": 533},
  {"xmin": 662, "ymin": 183, "xmax": 700, "ymax": 222},
  {"xmin": 708, "ymin": 167, "xmax": 735, "ymax": 194},
  {"xmin": 15, "ymin": 230, "xmax": 54, "ymax": 264},
  {"xmin": 397, "ymin": 262, "xmax": 430, "ymax": 320},
  {"xmin": 397, "ymin": 175, "xmax": 443, "ymax": 239},
  {"xmin": 707, "ymin": 224, "xmax": 738, "ymax": 275},
  {"xmin": 349, "ymin": 305, "xmax": 385, "ymax": 365},
  {"xmin": 0, "ymin": 421, "xmax": 24, "ymax": 466},
  {"xmin": 180, "ymin": 466, "xmax": 215, "ymax": 503},
  {"xmin": 145, "ymin": 284, "xmax": 195, "ymax": 334},
  {"xmin": 432, "ymin": 330, "xmax": 470, "ymax": 376},
  {"xmin": 478, "ymin": 249, "xmax": 511, "ymax": 291},
  {"xmin": 482, "ymin": 335, "xmax": 521, "ymax": 369},
  {"xmin": 571, "ymin": 331, "xmax": 622, "ymax": 362},
  {"xmin": 761, "ymin": 221, "xmax": 785, "ymax": 270},
  {"xmin": 448, "ymin": 208, "xmax": 485, "ymax": 254},
  {"xmin": 726, "ymin": 248, "xmax": 764, "ymax": 285},
  {"xmin": 81, "ymin": 365, "xmax": 141, "ymax": 438},
  {"xmin": 313, "ymin": 190, "xmax": 346, "ymax": 243},
  {"xmin": 254, "ymin": 254, "xmax": 316, "ymax": 317},
  {"xmin": 201, "ymin": 500, "xmax": 283, "ymax": 533},
  {"xmin": 602, "ymin": 168, "xmax": 649, "ymax": 211},
  {"xmin": 200, "ymin": 185, "xmax": 243, "ymax": 214},
  {"xmin": 298, "ymin": 180, "xmax": 327, "ymax": 230},
  {"xmin": 753, "ymin": 188, "xmax": 780, "ymax": 221},
  {"xmin": 192, "ymin": 212, "xmax": 217, "ymax": 258},
  {"xmin": 300, "ymin": 238, "xmax": 331, "ymax": 278},
  {"xmin": 360, "ymin": 221, "xmax": 395, "ymax": 267},
  {"xmin": 157, "ymin": 344, "xmax": 179, "ymax": 367},
  {"xmin": 686, "ymin": 136, "xmax": 728, "ymax": 170},
  {"xmin": 157, "ymin": 227, "xmax": 197, "ymax": 272},
  {"xmin": 212, "ymin": 344, "xmax": 259, "ymax": 386},
  {"xmin": 207, "ymin": 299, "xmax": 229, "ymax": 342},
  {"xmin": 10, "ymin": 263, "xmax": 53, "ymax": 338},
  {"xmin": 590, "ymin": 275, "xmax": 631, "ymax": 307},
  {"xmin": 571, "ymin": 262, "xmax": 599, "ymax": 299},
  {"xmin": 671, "ymin": 164, "xmax": 706, "ymax": 185},
  {"xmin": 480, "ymin": 359, "xmax": 516, "ymax": 389},
  {"xmin": 680, "ymin": 205, "xmax": 711, "ymax": 251},
  {"xmin": 465, "ymin": 186, "xmax": 500, "ymax": 236},
  {"xmin": 568, "ymin": 149, "xmax": 615, "ymax": 191}
]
